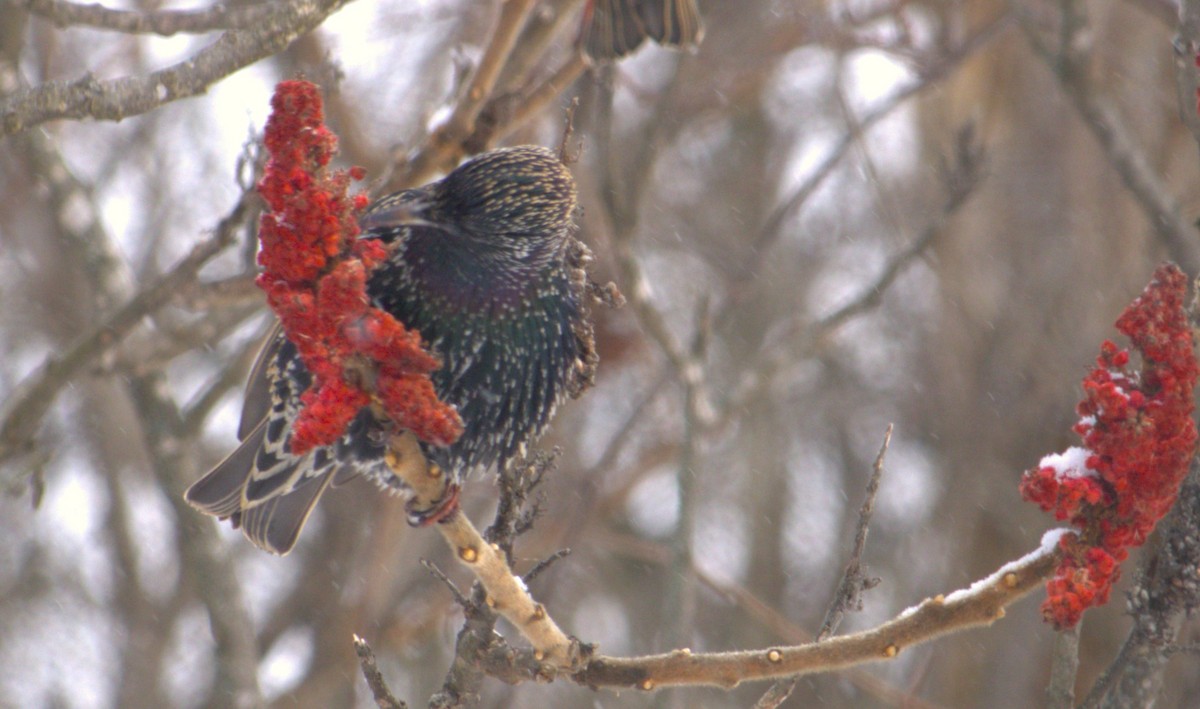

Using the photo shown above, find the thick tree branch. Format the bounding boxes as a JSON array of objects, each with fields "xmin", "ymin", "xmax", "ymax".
[
  {"xmin": 382, "ymin": 432, "xmax": 579, "ymax": 670},
  {"xmin": 21, "ymin": 0, "xmax": 280, "ymax": 35},
  {"xmin": 2, "ymin": 0, "xmax": 353, "ymax": 136},
  {"xmin": 574, "ymin": 541, "xmax": 1060, "ymax": 691}
]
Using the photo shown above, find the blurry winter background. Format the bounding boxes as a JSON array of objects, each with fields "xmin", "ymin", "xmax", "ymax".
[{"xmin": 2, "ymin": 0, "xmax": 1199, "ymax": 707}]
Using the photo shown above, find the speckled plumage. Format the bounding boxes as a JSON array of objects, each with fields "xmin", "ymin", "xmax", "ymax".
[{"xmin": 186, "ymin": 146, "xmax": 590, "ymax": 554}]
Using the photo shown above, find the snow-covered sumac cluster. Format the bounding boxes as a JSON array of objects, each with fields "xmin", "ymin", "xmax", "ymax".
[{"xmin": 1021, "ymin": 263, "xmax": 1198, "ymax": 628}]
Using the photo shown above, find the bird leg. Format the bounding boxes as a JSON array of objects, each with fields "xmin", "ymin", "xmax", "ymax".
[
  {"xmin": 384, "ymin": 430, "xmax": 458, "ymax": 526},
  {"xmin": 408, "ymin": 481, "xmax": 461, "ymax": 527}
]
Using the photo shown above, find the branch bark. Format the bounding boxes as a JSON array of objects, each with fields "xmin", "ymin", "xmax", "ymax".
[
  {"xmin": 21, "ymin": 0, "xmax": 281, "ymax": 35},
  {"xmin": 2, "ymin": 0, "xmax": 353, "ymax": 136},
  {"xmin": 383, "ymin": 432, "xmax": 580, "ymax": 670},
  {"xmin": 574, "ymin": 541, "xmax": 1059, "ymax": 691}
]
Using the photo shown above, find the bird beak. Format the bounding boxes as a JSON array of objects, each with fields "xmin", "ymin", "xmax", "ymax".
[{"xmin": 360, "ymin": 191, "xmax": 433, "ymax": 231}]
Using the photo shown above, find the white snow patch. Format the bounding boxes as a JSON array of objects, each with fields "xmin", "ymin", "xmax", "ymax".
[
  {"xmin": 1039, "ymin": 446, "xmax": 1096, "ymax": 479},
  {"xmin": 941, "ymin": 529, "xmax": 1069, "ymax": 605}
]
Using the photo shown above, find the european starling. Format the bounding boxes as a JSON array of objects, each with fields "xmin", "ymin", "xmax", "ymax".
[
  {"xmin": 186, "ymin": 146, "xmax": 590, "ymax": 554},
  {"xmin": 579, "ymin": 0, "xmax": 704, "ymax": 61}
]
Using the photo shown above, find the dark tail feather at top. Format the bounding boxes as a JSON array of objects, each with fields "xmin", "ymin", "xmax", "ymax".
[
  {"xmin": 582, "ymin": 0, "xmax": 649, "ymax": 61},
  {"xmin": 579, "ymin": 0, "xmax": 704, "ymax": 61},
  {"xmin": 636, "ymin": 0, "xmax": 703, "ymax": 46}
]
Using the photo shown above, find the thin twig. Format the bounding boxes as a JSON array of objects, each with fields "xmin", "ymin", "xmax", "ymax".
[
  {"xmin": 756, "ymin": 424, "xmax": 892, "ymax": 708},
  {"xmin": 353, "ymin": 634, "xmax": 408, "ymax": 709},
  {"xmin": 664, "ymin": 298, "xmax": 711, "ymax": 660},
  {"xmin": 818, "ymin": 424, "xmax": 892, "ymax": 640},
  {"xmin": 421, "ymin": 559, "xmax": 469, "ymax": 608},
  {"xmin": 523, "ymin": 549, "xmax": 572, "ymax": 584},
  {"xmin": 1166, "ymin": 642, "xmax": 1200, "ymax": 656},
  {"xmin": 557, "ymin": 96, "xmax": 581, "ymax": 164},
  {"xmin": 395, "ymin": 0, "xmax": 538, "ymax": 186}
]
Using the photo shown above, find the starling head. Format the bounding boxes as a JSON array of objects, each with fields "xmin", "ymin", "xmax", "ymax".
[{"xmin": 430, "ymin": 146, "xmax": 577, "ymax": 240}]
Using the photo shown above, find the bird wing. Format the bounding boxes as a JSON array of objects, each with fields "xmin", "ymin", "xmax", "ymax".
[{"xmin": 238, "ymin": 321, "xmax": 285, "ymax": 440}]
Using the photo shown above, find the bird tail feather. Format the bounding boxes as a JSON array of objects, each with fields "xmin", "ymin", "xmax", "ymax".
[
  {"xmin": 185, "ymin": 420, "xmax": 267, "ymax": 518},
  {"xmin": 236, "ymin": 470, "xmax": 335, "ymax": 555}
]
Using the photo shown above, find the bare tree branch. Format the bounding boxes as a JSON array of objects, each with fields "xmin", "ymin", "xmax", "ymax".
[
  {"xmin": 2, "ymin": 0, "xmax": 353, "ymax": 136},
  {"xmin": 21, "ymin": 0, "xmax": 282, "ymax": 36},
  {"xmin": 1047, "ymin": 623, "xmax": 1080, "ymax": 709},
  {"xmin": 392, "ymin": 0, "xmax": 538, "ymax": 187},
  {"xmin": 1079, "ymin": 455, "xmax": 1200, "ymax": 708},
  {"xmin": 381, "ymin": 432, "xmax": 580, "ymax": 670},
  {"xmin": 0, "ymin": 174, "xmax": 253, "ymax": 471},
  {"xmin": 756, "ymin": 424, "xmax": 891, "ymax": 708},
  {"xmin": 354, "ymin": 634, "xmax": 408, "ymax": 709},
  {"xmin": 818, "ymin": 423, "xmax": 891, "ymax": 641},
  {"xmin": 574, "ymin": 541, "xmax": 1060, "ymax": 691},
  {"xmin": 1016, "ymin": 0, "xmax": 1200, "ymax": 274}
]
